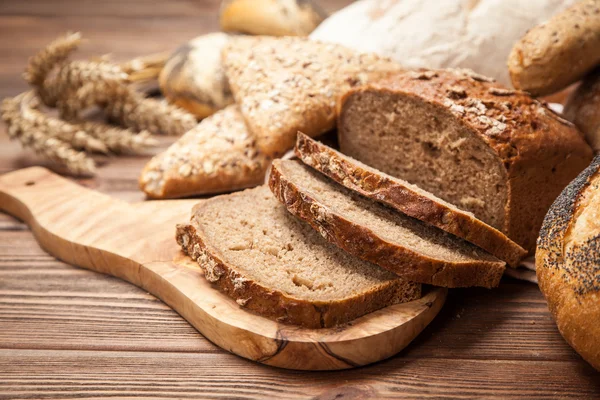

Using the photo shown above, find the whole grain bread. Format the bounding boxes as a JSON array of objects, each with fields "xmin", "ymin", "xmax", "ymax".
[
  {"xmin": 508, "ymin": 0, "xmax": 600, "ymax": 96},
  {"xmin": 295, "ymin": 133, "xmax": 526, "ymax": 266},
  {"xmin": 176, "ymin": 186, "xmax": 421, "ymax": 329},
  {"xmin": 564, "ymin": 67, "xmax": 600, "ymax": 152},
  {"xmin": 269, "ymin": 159, "xmax": 506, "ymax": 288},
  {"xmin": 140, "ymin": 105, "xmax": 269, "ymax": 199},
  {"xmin": 536, "ymin": 155, "xmax": 600, "ymax": 371},
  {"xmin": 338, "ymin": 69, "xmax": 593, "ymax": 252},
  {"xmin": 222, "ymin": 36, "xmax": 403, "ymax": 158}
]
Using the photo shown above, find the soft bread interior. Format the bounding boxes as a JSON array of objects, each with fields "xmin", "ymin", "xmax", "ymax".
[{"xmin": 339, "ymin": 90, "xmax": 508, "ymax": 230}]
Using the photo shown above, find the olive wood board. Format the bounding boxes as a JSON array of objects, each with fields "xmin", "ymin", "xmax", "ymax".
[{"xmin": 0, "ymin": 167, "xmax": 447, "ymax": 370}]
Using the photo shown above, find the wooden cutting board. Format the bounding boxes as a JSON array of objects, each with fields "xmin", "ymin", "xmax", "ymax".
[{"xmin": 0, "ymin": 167, "xmax": 447, "ymax": 370}]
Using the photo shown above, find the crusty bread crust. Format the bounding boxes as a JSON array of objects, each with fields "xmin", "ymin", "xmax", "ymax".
[
  {"xmin": 295, "ymin": 132, "xmax": 526, "ymax": 266},
  {"xmin": 176, "ymin": 189, "xmax": 421, "ymax": 329},
  {"xmin": 536, "ymin": 155, "xmax": 600, "ymax": 371},
  {"xmin": 338, "ymin": 69, "xmax": 594, "ymax": 252},
  {"xmin": 508, "ymin": 0, "xmax": 600, "ymax": 96},
  {"xmin": 269, "ymin": 160, "xmax": 506, "ymax": 288}
]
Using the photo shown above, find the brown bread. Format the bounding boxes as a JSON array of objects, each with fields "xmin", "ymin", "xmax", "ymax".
[
  {"xmin": 338, "ymin": 69, "xmax": 593, "ymax": 252},
  {"xmin": 295, "ymin": 132, "xmax": 526, "ymax": 266},
  {"xmin": 269, "ymin": 159, "xmax": 506, "ymax": 288},
  {"xmin": 176, "ymin": 186, "xmax": 421, "ymax": 329}
]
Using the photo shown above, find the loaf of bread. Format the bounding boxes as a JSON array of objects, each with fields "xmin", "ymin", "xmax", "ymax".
[
  {"xmin": 139, "ymin": 105, "xmax": 269, "ymax": 199},
  {"xmin": 158, "ymin": 33, "xmax": 234, "ymax": 119},
  {"xmin": 176, "ymin": 186, "xmax": 421, "ymax": 328},
  {"xmin": 269, "ymin": 159, "xmax": 506, "ymax": 288},
  {"xmin": 222, "ymin": 36, "xmax": 403, "ymax": 158},
  {"xmin": 338, "ymin": 69, "xmax": 593, "ymax": 252},
  {"xmin": 219, "ymin": 0, "xmax": 327, "ymax": 36},
  {"xmin": 508, "ymin": 0, "xmax": 600, "ymax": 96},
  {"xmin": 564, "ymin": 67, "xmax": 600, "ymax": 151},
  {"xmin": 295, "ymin": 132, "xmax": 526, "ymax": 266},
  {"xmin": 536, "ymin": 155, "xmax": 600, "ymax": 371},
  {"xmin": 310, "ymin": 0, "xmax": 575, "ymax": 87}
]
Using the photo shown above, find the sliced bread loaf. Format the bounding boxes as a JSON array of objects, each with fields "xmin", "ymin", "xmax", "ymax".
[
  {"xmin": 295, "ymin": 133, "xmax": 526, "ymax": 266},
  {"xmin": 176, "ymin": 186, "xmax": 421, "ymax": 329},
  {"xmin": 268, "ymin": 159, "xmax": 506, "ymax": 288},
  {"xmin": 338, "ymin": 69, "xmax": 593, "ymax": 252}
]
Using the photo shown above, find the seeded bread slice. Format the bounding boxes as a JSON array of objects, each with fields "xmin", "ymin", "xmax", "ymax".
[
  {"xmin": 176, "ymin": 186, "xmax": 421, "ymax": 329},
  {"xmin": 222, "ymin": 36, "xmax": 403, "ymax": 158},
  {"xmin": 295, "ymin": 133, "xmax": 526, "ymax": 266},
  {"xmin": 140, "ymin": 105, "xmax": 270, "ymax": 199},
  {"xmin": 269, "ymin": 159, "xmax": 506, "ymax": 288}
]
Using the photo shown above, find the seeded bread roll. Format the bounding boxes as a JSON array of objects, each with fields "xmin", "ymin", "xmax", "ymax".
[
  {"xmin": 222, "ymin": 36, "xmax": 403, "ymax": 158},
  {"xmin": 564, "ymin": 67, "xmax": 600, "ymax": 151},
  {"xmin": 295, "ymin": 133, "xmax": 526, "ymax": 266},
  {"xmin": 269, "ymin": 159, "xmax": 506, "ymax": 288},
  {"xmin": 536, "ymin": 155, "xmax": 600, "ymax": 371},
  {"xmin": 220, "ymin": 0, "xmax": 327, "ymax": 36},
  {"xmin": 176, "ymin": 186, "xmax": 421, "ymax": 329},
  {"xmin": 338, "ymin": 69, "xmax": 594, "ymax": 252},
  {"xmin": 508, "ymin": 0, "xmax": 600, "ymax": 96},
  {"xmin": 139, "ymin": 105, "xmax": 269, "ymax": 199}
]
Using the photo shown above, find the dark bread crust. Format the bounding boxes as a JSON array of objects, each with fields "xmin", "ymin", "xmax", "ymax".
[
  {"xmin": 536, "ymin": 155, "xmax": 600, "ymax": 371},
  {"xmin": 295, "ymin": 132, "xmax": 526, "ymax": 267},
  {"xmin": 176, "ymin": 190, "xmax": 421, "ymax": 329},
  {"xmin": 338, "ymin": 69, "xmax": 594, "ymax": 252},
  {"xmin": 269, "ymin": 160, "xmax": 506, "ymax": 288}
]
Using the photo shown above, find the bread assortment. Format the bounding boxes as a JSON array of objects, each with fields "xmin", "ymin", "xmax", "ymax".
[
  {"xmin": 219, "ymin": 0, "xmax": 327, "ymax": 36},
  {"xmin": 508, "ymin": 0, "xmax": 600, "ymax": 96},
  {"xmin": 295, "ymin": 133, "xmax": 526, "ymax": 266},
  {"xmin": 222, "ymin": 36, "xmax": 403, "ymax": 157},
  {"xmin": 564, "ymin": 68, "xmax": 600, "ymax": 152},
  {"xmin": 536, "ymin": 155, "xmax": 600, "ymax": 371},
  {"xmin": 309, "ymin": 0, "xmax": 575, "ymax": 87},
  {"xmin": 337, "ymin": 69, "xmax": 593, "ymax": 252}
]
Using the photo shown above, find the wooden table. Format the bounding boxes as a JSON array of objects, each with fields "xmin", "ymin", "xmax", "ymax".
[{"xmin": 0, "ymin": 1, "xmax": 598, "ymax": 398}]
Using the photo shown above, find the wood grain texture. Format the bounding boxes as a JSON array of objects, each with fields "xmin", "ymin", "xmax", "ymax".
[
  {"xmin": 0, "ymin": 167, "xmax": 446, "ymax": 370},
  {"xmin": 1, "ymin": 0, "xmax": 599, "ymax": 397}
]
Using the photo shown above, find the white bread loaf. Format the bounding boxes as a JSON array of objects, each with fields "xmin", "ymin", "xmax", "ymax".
[{"xmin": 310, "ymin": 0, "xmax": 575, "ymax": 87}]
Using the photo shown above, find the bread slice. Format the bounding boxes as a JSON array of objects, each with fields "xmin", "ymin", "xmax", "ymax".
[
  {"xmin": 176, "ymin": 186, "xmax": 421, "ymax": 329},
  {"xmin": 269, "ymin": 159, "xmax": 506, "ymax": 288},
  {"xmin": 295, "ymin": 133, "xmax": 526, "ymax": 266},
  {"xmin": 338, "ymin": 69, "xmax": 593, "ymax": 252},
  {"xmin": 222, "ymin": 36, "xmax": 403, "ymax": 158},
  {"xmin": 139, "ymin": 105, "xmax": 270, "ymax": 199}
]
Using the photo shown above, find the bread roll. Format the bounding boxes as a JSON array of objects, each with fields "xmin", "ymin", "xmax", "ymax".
[
  {"xmin": 219, "ymin": 0, "xmax": 327, "ymax": 36},
  {"xmin": 508, "ymin": 0, "xmax": 600, "ymax": 96},
  {"xmin": 564, "ymin": 68, "xmax": 600, "ymax": 151},
  {"xmin": 310, "ymin": 0, "xmax": 575, "ymax": 87},
  {"xmin": 536, "ymin": 155, "xmax": 600, "ymax": 371},
  {"xmin": 158, "ymin": 33, "xmax": 234, "ymax": 119}
]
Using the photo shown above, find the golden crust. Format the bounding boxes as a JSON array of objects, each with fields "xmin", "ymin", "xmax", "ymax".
[{"xmin": 508, "ymin": 0, "xmax": 600, "ymax": 96}]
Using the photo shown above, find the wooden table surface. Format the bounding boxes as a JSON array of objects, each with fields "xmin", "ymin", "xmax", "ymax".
[{"xmin": 0, "ymin": 1, "xmax": 598, "ymax": 398}]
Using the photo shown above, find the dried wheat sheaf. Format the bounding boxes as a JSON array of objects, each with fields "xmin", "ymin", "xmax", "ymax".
[{"xmin": 1, "ymin": 32, "xmax": 196, "ymax": 175}]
